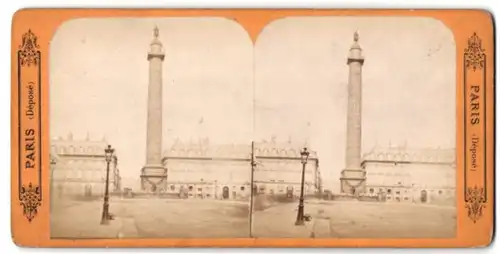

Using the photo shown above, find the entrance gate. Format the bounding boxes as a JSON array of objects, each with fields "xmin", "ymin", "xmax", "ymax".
[
  {"xmin": 420, "ymin": 190, "xmax": 428, "ymax": 203},
  {"xmin": 222, "ymin": 186, "xmax": 229, "ymax": 199}
]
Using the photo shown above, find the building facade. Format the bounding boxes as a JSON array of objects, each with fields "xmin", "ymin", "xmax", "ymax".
[
  {"xmin": 159, "ymin": 138, "xmax": 322, "ymax": 200},
  {"xmin": 50, "ymin": 133, "xmax": 121, "ymax": 199},
  {"xmin": 253, "ymin": 139, "xmax": 321, "ymax": 198},
  {"xmin": 137, "ymin": 27, "xmax": 322, "ymax": 197},
  {"xmin": 362, "ymin": 144, "xmax": 456, "ymax": 205}
]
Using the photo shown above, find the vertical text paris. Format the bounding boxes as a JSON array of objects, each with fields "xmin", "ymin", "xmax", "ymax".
[
  {"xmin": 24, "ymin": 81, "xmax": 37, "ymax": 170},
  {"xmin": 469, "ymin": 85, "xmax": 481, "ymax": 125},
  {"xmin": 469, "ymin": 85, "xmax": 481, "ymax": 172}
]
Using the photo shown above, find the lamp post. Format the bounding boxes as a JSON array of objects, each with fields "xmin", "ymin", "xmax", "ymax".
[
  {"xmin": 112, "ymin": 155, "xmax": 118, "ymax": 192},
  {"xmin": 214, "ymin": 180, "xmax": 218, "ymax": 199},
  {"xmin": 295, "ymin": 147, "xmax": 309, "ymax": 226},
  {"xmin": 50, "ymin": 157, "xmax": 57, "ymax": 209},
  {"xmin": 101, "ymin": 144, "xmax": 115, "ymax": 225},
  {"xmin": 249, "ymin": 141, "xmax": 256, "ymax": 238}
]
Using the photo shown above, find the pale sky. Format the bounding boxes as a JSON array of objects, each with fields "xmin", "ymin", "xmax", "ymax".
[
  {"xmin": 255, "ymin": 17, "xmax": 456, "ymax": 191},
  {"xmin": 50, "ymin": 17, "xmax": 456, "ymax": 191}
]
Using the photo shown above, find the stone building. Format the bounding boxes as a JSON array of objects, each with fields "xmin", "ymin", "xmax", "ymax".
[
  {"xmin": 50, "ymin": 133, "xmax": 121, "ymax": 199},
  {"xmin": 337, "ymin": 32, "xmax": 455, "ymax": 204},
  {"xmin": 135, "ymin": 27, "xmax": 324, "ymax": 196},
  {"xmin": 159, "ymin": 138, "xmax": 322, "ymax": 200},
  {"xmin": 362, "ymin": 144, "xmax": 456, "ymax": 205},
  {"xmin": 252, "ymin": 139, "xmax": 321, "ymax": 198}
]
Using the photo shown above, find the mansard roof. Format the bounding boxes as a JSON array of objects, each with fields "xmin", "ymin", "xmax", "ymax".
[
  {"xmin": 254, "ymin": 139, "xmax": 318, "ymax": 159},
  {"xmin": 163, "ymin": 137, "xmax": 318, "ymax": 159},
  {"xmin": 166, "ymin": 139, "xmax": 250, "ymax": 159},
  {"xmin": 51, "ymin": 133, "xmax": 109, "ymax": 157},
  {"xmin": 362, "ymin": 143, "xmax": 455, "ymax": 164}
]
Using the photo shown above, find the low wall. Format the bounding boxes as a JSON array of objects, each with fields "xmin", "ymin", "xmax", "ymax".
[
  {"xmin": 320, "ymin": 193, "xmax": 382, "ymax": 202},
  {"xmin": 357, "ymin": 195, "xmax": 380, "ymax": 202},
  {"xmin": 322, "ymin": 193, "xmax": 455, "ymax": 207},
  {"xmin": 252, "ymin": 194, "xmax": 318, "ymax": 212},
  {"xmin": 120, "ymin": 191, "xmax": 251, "ymax": 201}
]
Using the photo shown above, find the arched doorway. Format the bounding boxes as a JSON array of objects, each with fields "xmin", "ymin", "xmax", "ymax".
[
  {"xmin": 286, "ymin": 185, "xmax": 294, "ymax": 198},
  {"xmin": 222, "ymin": 186, "xmax": 229, "ymax": 199},
  {"xmin": 377, "ymin": 191, "xmax": 385, "ymax": 202},
  {"xmin": 84, "ymin": 184, "xmax": 92, "ymax": 197},
  {"xmin": 420, "ymin": 190, "xmax": 428, "ymax": 203},
  {"xmin": 179, "ymin": 186, "xmax": 188, "ymax": 199}
]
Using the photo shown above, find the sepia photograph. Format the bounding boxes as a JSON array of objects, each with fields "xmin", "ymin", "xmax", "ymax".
[
  {"xmin": 49, "ymin": 16, "xmax": 456, "ymax": 239},
  {"xmin": 49, "ymin": 17, "xmax": 254, "ymax": 238},
  {"xmin": 250, "ymin": 17, "xmax": 456, "ymax": 238}
]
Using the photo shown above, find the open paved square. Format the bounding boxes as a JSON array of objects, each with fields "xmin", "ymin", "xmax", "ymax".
[
  {"xmin": 51, "ymin": 198, "xmax": 250, "ymax": 239},
  {"xmin": 51, "ymin": 198, "xmax": 456, "ymax": 239},
  {"xmin": 252, "ymin": 200, "xmax": 457, "ymax": 238}
]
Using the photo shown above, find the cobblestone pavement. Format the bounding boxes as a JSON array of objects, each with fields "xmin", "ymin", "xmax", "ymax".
[
  {"xmin": 252, "ymin": 201, "xmax": 457, "ymax": 238},
  {"xmin": 50, "ymin": 198, "xmax": 250, "ymax": 239}
]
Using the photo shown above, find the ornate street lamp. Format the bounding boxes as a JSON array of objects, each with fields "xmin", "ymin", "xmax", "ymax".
[
  {"xmin": 112, "ymin": 155, "xmax": 118, "ymax": 192},
  {"xmin": 50, "ymin": 157, "xmax": 57, "ymax": 208},
  {"xmin": 295, "ymin": 147, "xmax": 309, "ymax": 226},
  {"xmin": 101, "ymin": 144, "xmax": 115, "ymax": 225}
]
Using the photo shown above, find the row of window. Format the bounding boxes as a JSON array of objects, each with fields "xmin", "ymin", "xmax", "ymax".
[
  {"xmin": 364, "ymin": 153, "xmax": 454, "ymax": 163},
  {"xmin": 167, "ymin": 160, "xmax": 249, "ymax": 166},
  {"xmin": 165, "ymin": 184, "xmax": 247, "ymax": 192},
  {"xmin": 367, "ymin": 181, "xmax": 456, "ymax": 188},
  {"xmin": 368, "ymin": 174, "xmax": 455, "ymax": 183},
  {"xmin": 368, "ymin": 187, "xmax": 453, "ymax": 196},
  {"xmin": 64, "ymin": 159, "xmax": 106, "ymax": 165},
  {"xmin": 53, "ymin": 170, "xmax": 109, "ymax": 179},
  {"xmin": 163, "ymin": 183, "xmax": 315, "ymax": 194},
  {"xmin": 386, "ymin": 196, "xmax": 410, "ymax": 201},
  {"xmin": 52, "ymin": 145, "xmax": 104, "ymax": 155},
  {"xmin": 167, "ymin": 168, "xmax": 248, "ymax": 173},
  {"xmin": 55, "ymin": 166, "xmax": 106, "ymax": 172},
  {"xmin": 256, "ymin": 185, "xmax": 314, "ymax": 195},
  {"xmin": 54, "ymin": 183, "xmax": 105, "ymax": 194},
  {"xmin": 166, "ymin": 166, "xmax": 315, "ymax": 172},
  {"xmin": 166, "ymin": 174, "xmax": 315, "ymax": 183},
  {"xmin": 367, "ymin": 172, "xmax": 411, "ymax": 176},
  {"xmin": 168, "ymin": 148, "xmax": 303, "ymax": 157},
  {"xmin": 367, "ymin": 171, "xmax": 454, "ymax": 178},
  {"xmin": 256, "ymin": 160, "xmax": 316, "ymax": 166}
]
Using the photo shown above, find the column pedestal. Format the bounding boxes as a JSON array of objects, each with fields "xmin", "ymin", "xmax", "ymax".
[
  {"xmin": 340, "ymin": 168, "xmax": 366, "ymax": 195},
  {"xmin": 140, "ymin": 164, "xmax": 168, "ymax": 193}
]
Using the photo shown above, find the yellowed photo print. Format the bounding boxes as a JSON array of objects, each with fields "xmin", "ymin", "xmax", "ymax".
[{"xmin": 49, "ymin": 16, "xmax": 456, "ymax": 239}]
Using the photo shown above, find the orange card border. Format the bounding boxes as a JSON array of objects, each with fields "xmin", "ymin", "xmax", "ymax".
[{"xmin": 10, "ymin": 8, "xmax": 495, "ymax": 248}]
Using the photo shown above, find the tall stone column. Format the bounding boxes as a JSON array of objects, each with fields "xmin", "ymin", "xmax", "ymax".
[
  {"xmin": 340, "ymin": 32, "xmax": 366, "ymax": 194},
  {"xmin": 141, "ymin": 26, "xmax": 167, "ymax": 191}
]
